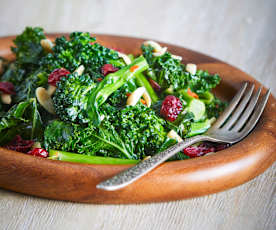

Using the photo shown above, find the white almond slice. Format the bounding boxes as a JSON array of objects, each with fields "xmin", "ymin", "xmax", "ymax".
[
  {"xmin": 186, "ymin": 63, "xmax": 197, "ymax": 75},
  {"xmin": 118, "ymin": 52, "xmax": 131, "ymax": 65},
  {"xmin": 126, "ymin": 87, "xmax": 146, "ymax": 106},
  {"xmin": 153, "ymin": 47, "xmax": 167, "ymax": 57},
  {"xmin": 1, "ymin": 93, "xmax": 11, "ymax": 104},
  {"xmin": 143, "ymin": 40, "xmax": 163, "ymax": 52},
  {"xmin": 167, "ymin": 130, "xmax": 183, "ymax": 143},
  {"xmin": 47, "ymin": 85, "xmax": 57, "ymax": 96},
  {"xmin": 172, "ymin": 55, "xmax": 182, "ymax": 61},
  {"xmin": 74, "ymin": 65, "xmax": 85, "ymax": 75},
  {"xmin": 36, "ymin": 87, "xmax": 56, "ymax": 114},
  {"xmin": 142, "ymin": 90, "xmax": 151, "ymax": 107},
  {"xmin": 142, "ymin": 156, "xmax": 151, "ymax": 161},
  {"xmin": 40, "ymin": 39, "xmax": 54, "ymax": 53}
]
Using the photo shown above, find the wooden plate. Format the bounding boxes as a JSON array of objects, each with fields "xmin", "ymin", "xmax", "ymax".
[{"xmin": 0, "ymin": 34, "xmax": 275, "ymax": 204}]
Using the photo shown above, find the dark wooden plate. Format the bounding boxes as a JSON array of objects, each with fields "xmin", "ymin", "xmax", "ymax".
[{"xmin": 0, "ymin": 34, "xmax": 275, "ymax": 204}]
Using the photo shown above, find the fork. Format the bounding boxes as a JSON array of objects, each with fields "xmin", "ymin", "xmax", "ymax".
[{"xmin": 97, "ymin": 82, "xmax": 271, "ymax": 191}]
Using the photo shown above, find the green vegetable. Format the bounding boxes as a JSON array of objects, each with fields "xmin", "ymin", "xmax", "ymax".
[
  {"xmin": 142, "ymin": 44, "xmax": 221, "ymax": 94},
  {"xmin": 53, "ymin": 73, "xmax": 96, "ymax": 123},
  {"xmin": 198, "ymin": 91, "xmax": 214, "ymax": 104},
  {"xmin": 0, "ymin": 98, "xmax": 43, "ymax": 144},
  {"xmin": 87, "ymin": 56, "xmax": 149, "ymax": 126},
  {"xmin": 44, "ymin": 119, "xmax": 134, "ymax": 159},
  {"xmin": 49, "ymin": 150, "xmax": 139, "ymax": 165},
  {"xmin": 177, "ymin": 89, "xmax": 205, "ymax": 121},
  {"xmin": 11, "ymin": 27, "xmax": 46, "ymax": 69},
  {"xmin": 206, "ymin": 96, "xmax": 227, "ymax": 119},
  {"xmin": 187, "ymin": 119, "xmax": 211, "ymax": 137},
  {"xmin": 135, "ymin": 72, "xmax": 159, "ymax": 103},
  {"xmin": 40, "ymin": 32, "xmax": 123, "ymax": 77}
]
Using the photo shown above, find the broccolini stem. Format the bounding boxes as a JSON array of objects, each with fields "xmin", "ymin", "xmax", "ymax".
[
  {"xmin": 49, "ymin": 150, "xmax": 139, "ymax": 165},
  {"xmin": 135, "ymin": 72, "xmax": 159, "ymax": 103},
  {"xmin": 88, "ymin": 56, "xmax": 149, "ymax": 126}
]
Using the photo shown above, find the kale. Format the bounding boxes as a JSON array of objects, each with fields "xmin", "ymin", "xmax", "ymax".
[
  {"xmin": 141, "ymin": 44, "xmax": 221, "ymax": 94},
  {"xmin": 11, "ymin": 27, "xmax": 46, "ymax": 70},
  {"xmin": 206, "ymin": 97, "xmax": 227, "ymax": 118},
  {"xmin": 187, "ymin": 70, "xmax": 221, "ymax": 94},
  {"xmin": 14, "ymin": 69, "xmax": 48, "ymax": 103},
  {"xmin": 44, "ymin": 103, "xmax": 167, "ymax": 160},
  {"xmin": 44, "ymin": 120, "xmax": 134, "ymax": 159},
  {"xmin": 40, "ymin": 32, "xmax": 124, "ymax": 77},
  {"xmin": 53, "ymin": 73, "xmax": 96, "ymax": 123},
  {"xmin": 0, "ymin": 98, "xmax": 43, "ymax": 145}
]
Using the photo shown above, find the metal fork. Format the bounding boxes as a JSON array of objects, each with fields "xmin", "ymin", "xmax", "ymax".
[{"xmin": 97, "ymin": 82, "xmax": 270, "ymax": 191}]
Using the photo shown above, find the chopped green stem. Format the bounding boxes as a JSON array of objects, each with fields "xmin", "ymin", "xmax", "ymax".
[
  {"xmin": 135, "ymin": 72, "xmax": 159, "ymax": 103},
  {"xmin": 88, "ymin": 56, "xmax": 149, "ymax": 126},
  {"xmin": 49, "ymin": 150, "xmax": 140, "ymax": 165}
]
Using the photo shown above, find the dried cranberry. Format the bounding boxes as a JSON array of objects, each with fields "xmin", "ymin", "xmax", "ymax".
[
  {"xmin": 160, "ymin": 95, "xmax": 183, "ymax": 122},
  {"xmin": 48, "ymin": 68, "xmax": 70, "ymax": 86},
  {"xmin": 5, "ymin": 135, "xmax": 34, "ymax": 153},
  {"xmin": 148, "ymin": 78, "xmax": 161, "ymax": 92},
  {"xmin": 101, "ymin": 64, "xmax": 119, "ymax": 76},
  {"xmin": 27, "ymin": 148, "xmax": 49, "ymax": 158},
  {"xmin": 0, "ymin": 81, "xmax": 15, "ymax": 95},
  {"xmin": 183, "ymin": 142, "xmax": 215, "ymax": 158}
]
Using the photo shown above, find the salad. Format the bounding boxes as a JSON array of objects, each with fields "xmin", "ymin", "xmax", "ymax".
[{"xmin": 0, "ymin": 27, "xmax": 228, "ymax": 164}]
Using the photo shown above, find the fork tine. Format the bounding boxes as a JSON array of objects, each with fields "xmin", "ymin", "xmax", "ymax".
[
  {"xmin": 222, "ymin": 84, "xmax": 255, "ymax": 130},
  {"xmin": 212, "ymin": 82, "xmax": 248, "ymax": 129},
  {"xmin": 232, "ymin": 86, "xmax": 262, "ymax": 131},
  {"xmin": 237, "ymin": 89, "xmax": 270, "ymax": 141}
]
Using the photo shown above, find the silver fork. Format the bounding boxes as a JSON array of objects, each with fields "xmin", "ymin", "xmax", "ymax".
[{"xmin": 97, "ymin": 82, "xmax": 270, "ymax": 191}]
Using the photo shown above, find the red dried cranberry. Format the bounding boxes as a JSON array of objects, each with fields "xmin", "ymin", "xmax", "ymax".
[
  {"xmin": 27, "ymin": 148, "xmax": 49, "ymax": 158},
  {"xmin": 0, "ymin": 81, "xmax": 15, "ymax": 95},
  {"xmin": 183, "ymin": 142, "xmax": 215, "ymax": 158},
  {"xmin": 5, "ymin": 135, "xmax": 34, "ymax": 153},
  {"xmin": 160, "ymin": 95, "xmax": 183, "ymax": 122},
  {"xmin": 148, "ymin": 78, "xmax": 161, "ymax": 92},
  {"xmin": 48, "ymin": 68, "xmax": 70, "ymax": 86},
  {"xmin": 101, "ymin": 64, "xmax": 119, "ymax": 76}
]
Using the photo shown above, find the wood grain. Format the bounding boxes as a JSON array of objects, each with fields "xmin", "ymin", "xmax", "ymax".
[{"xmin": 0, "ymin": 0, "xmax": 275, "ymax": 229}]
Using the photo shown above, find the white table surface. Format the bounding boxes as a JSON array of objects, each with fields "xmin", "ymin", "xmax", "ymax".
[{"xmin": 0, "ymin": 0, "xmax": 275, "ymax": 229}]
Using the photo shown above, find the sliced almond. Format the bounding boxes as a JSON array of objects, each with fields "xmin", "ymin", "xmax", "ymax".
[
  {"xmin": 142, "ymin": 156, "xmax": 151, "ymax": 161},
  {"xmin": 142, "ymin": 90, "xmax": 151, "ymax": 107},
  {"xmin": 143, "ymin": 40, "xmax": 163, "ymax": 52},
  {"xmin": 167, "ymin": 130, "xmax": 183, "ymax": 143},
  {"xmin": 1, "ymin": 93, "xmax": 11, "ymax": 104},
  {"xmin": 36, "ymin": 87, "xmax": 56, "ymax": 114},
  {"xmin": 40, "ymin": 39, "xmax": 54, "ymax": 53},
  {"xmin": 186, "ymin": 63, "xmax": 197, "ymax": 75},
  {"xmin": 47, "ymin": 85, "xmax": 57, "ymax": 96},
  {"xmin": 118, "ymin": 52, "xmax": 131, "ymax": 65},
  {"xmin": 171, "ymin": 54, "xmax": 182, "ymax": 61},
  {"xmin": 127, "ymin": 87, "xmax": 146, "ymax": 106},
  {"xmin": 152, "ymin": 47, "xmax": 167, "ymax": 57},
  {"xmin": 74, "ymin": 65, "xmax": 85, "ymax": 75}
]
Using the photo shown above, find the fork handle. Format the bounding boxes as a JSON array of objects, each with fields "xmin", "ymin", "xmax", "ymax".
[{"xmin": 96, "ymin": 135, "xmax": 209, "ymax": 191}]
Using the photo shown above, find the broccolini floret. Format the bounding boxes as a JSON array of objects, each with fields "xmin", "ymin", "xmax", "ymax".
[
  {"xmin": 53, "ymin": 73, "xmax": 96, "ymax": 123},
  {"xmin": 41, "ymin": 32, "xmax": 124, "ymax": 79},
  {"xmin": 141, "ymin": 44, "xmax": 221, "ymax": 94}
]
